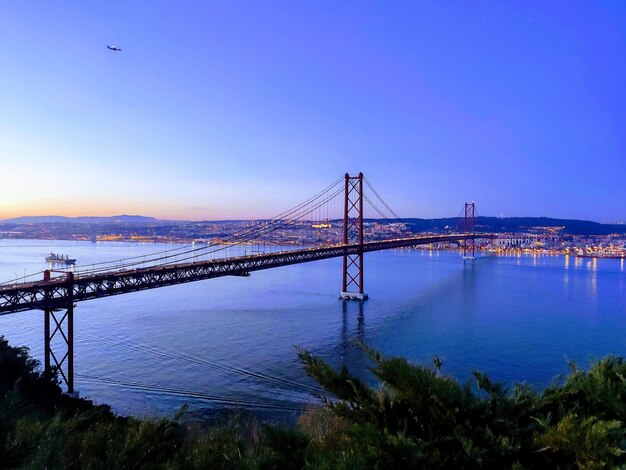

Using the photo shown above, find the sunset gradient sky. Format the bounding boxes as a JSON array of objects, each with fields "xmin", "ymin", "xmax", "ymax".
[{"xmin": 1, "ymin": 2, "xmax": 625, "ymax": 221}]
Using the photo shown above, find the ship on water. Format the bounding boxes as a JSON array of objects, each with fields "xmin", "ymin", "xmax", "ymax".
[{"xmin": 45, "ymin": 253, "xmax": 77, "ymax": 265}]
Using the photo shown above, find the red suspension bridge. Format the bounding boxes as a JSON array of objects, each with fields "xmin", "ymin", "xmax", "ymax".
[{"xmin": 0, "ymin": 173, "xmax": 493, "ymax": 393}]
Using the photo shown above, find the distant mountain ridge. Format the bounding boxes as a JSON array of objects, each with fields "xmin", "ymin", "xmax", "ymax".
[{"xmin": 0, "ymin": 215, "xmax": 159, "ymax": 225}]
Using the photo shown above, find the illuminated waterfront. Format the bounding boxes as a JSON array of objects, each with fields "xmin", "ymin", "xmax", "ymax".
[{"xmin": 1, "ymin": 239, "xmax": 625, "ymax": 421}]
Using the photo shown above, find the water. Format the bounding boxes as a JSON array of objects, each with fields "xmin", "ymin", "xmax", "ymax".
[{"xmin": 1, "ymin": 239, "xmax": 625, "ymax": 421}]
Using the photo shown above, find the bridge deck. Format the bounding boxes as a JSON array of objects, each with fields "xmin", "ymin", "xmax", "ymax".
[{"xmin": 0, "ymin": 234, "xmax": 490, "ymax": 314}]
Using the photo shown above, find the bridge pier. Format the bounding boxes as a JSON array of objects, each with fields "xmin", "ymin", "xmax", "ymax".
[{"xmin": 339, "ymin": 291, "xmax": 368, "ymax": 301}]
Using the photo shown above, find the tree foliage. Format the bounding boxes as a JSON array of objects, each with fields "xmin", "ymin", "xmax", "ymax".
[
  {"xmin": 0, "ymin": 335, "xmax": 625, "ymax": 469},
  {"xmin": 297, "ymin": 347, "xmax": 626, "ymax": 469}
]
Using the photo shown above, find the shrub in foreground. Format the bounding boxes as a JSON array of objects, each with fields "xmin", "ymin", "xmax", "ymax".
[
  {"xmin": 297, "ymin": 347, "xmax": 626, "ymax": 468},
  {"xmin": 1, "ymin": 335, "xmax": 625, "ymax": 469}
]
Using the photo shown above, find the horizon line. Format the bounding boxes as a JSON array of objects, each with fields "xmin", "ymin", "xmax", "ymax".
[{"xmin": 0, "ymin": 214, "xmax": 624, "ymax": 226}]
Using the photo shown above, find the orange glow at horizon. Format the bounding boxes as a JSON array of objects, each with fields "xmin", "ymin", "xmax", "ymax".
[{"xmin": 0, "ymin": 201, "xmax": 279, "ymax": 222}]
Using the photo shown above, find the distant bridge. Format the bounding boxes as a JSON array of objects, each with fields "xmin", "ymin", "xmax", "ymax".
[{"xmin": 0, "ymin": 173, "xmax": 494, "ymax": 393}]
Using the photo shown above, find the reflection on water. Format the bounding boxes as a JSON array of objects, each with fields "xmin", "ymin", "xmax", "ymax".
[
  {"xmin": 340, "ymin": 300, "xmax": 365, "ymax": 368},
  {"xmin": 461, "ymin": 261, "xmax": 476, "ymax": 311},
  {"xmin": 590, "ymin": 258, "xmax": 598, "ymax": 296}
]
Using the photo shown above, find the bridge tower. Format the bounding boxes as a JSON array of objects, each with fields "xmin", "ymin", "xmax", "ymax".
[
  {"xmin": 339, "ymin": 172, "xmax": 368, "ymax": 300},
  {"xmin": 43, "ymin": 270, "xmax": 75, "ymax": 394},
  {"xmin": 463, "ymin": 202, "xmax": 476, "ymax": 260}
]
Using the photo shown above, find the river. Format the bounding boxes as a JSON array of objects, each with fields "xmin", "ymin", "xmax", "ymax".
[{"xmin": 1, "ymin": 239, "xmax": 624, "ymax": 421}]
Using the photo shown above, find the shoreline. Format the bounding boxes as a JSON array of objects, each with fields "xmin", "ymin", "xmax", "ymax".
[{"xmin": 2, "ymin": 236, "xmax": 625, "ymax": 259}]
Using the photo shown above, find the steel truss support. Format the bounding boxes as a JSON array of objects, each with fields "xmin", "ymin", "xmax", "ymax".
[
  {"xmin": 463, "ymin": 202, "xmax": 476, "ymax": 260},
  {"xmin": 340, "ymin": 172, "xmax": 368, "ymax": 300},
  {"xmin": 43, "ymin": 271, "xmax": 75, "ymax": 394}
]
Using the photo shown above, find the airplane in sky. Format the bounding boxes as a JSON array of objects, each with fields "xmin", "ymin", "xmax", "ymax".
[{"xmin": 107, "ymin": 45, "xmax": 122, "ymax": 52}]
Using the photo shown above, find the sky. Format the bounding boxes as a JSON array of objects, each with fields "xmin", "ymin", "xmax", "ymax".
[{"xmin": 0, "ymin": 1, "xmax": 624, "ymax": 222}]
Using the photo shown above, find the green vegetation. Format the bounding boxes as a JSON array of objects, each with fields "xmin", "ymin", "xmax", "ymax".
[{"xmin": 1, "ymin": 335, "xmax": 625, "ymax": 469}]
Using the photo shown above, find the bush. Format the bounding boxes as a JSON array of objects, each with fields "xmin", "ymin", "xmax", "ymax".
[
  {"xmin": 1, "ymin": 335, "xmax": 625, "ymax": 469},
  {"xmin": 297, "ymin": 347, "xmax": 626, "ymax": 468}
]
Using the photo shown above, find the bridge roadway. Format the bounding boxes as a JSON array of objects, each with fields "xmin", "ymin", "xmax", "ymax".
[{"xmin": 0, "ymin": 234, "xmax": 489, "ymax": 315}]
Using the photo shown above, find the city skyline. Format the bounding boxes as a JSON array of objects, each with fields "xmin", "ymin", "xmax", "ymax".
[{"xmin": 1, "ymin": 2, "xmax": 625, "ymax": 222}]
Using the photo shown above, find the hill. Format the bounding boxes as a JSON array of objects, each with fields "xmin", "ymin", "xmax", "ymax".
[
  {"xmin": 400, "ymin": 216, "xmax": 626, "ymax": 235},
  {"xmin": 1, "ymin": 214, "xmax": 624, "ymax": 236},
  {"xmin": 1, "ymin": 215, "xmax": 159, "ymax": 225}
]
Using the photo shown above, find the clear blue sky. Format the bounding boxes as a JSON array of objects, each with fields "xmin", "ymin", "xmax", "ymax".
[{"xmin": 0, "ymin": 1, "xmax": 624, "ymax": 221}]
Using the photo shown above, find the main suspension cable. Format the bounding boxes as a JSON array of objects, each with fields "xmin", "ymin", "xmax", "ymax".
[{"xmin": 71, "ymin": 177, "xmax": 344, "ymax": 276}]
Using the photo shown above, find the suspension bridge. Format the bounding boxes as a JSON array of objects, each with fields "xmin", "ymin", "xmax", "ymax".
[{"xmin": 0, "ymin": 173, "xmax": 493, "ymax": 393}]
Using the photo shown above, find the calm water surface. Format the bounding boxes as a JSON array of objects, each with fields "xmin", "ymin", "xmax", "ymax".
[{"xmin": 1, "ymin": 239, "xmax": 625, "ymax": 421}]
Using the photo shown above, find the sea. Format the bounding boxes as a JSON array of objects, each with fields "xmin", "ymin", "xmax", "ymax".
[{"xmin": 1, "ymin": 239, "xmax": 625, "ymax": 422}]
